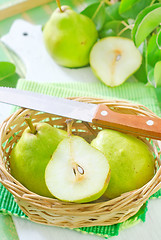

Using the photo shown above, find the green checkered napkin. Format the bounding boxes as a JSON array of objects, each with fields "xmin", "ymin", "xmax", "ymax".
[{"xmin": 0, "ymin": 79, "xmax": 161, "ymax": 239}]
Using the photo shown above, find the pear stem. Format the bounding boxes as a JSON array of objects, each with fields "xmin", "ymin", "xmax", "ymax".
[
  {"xmin": 56, "ymin": 0, "xmax": 63, "ymax": 13},
  {"xmin": 83, "ymin": 122, "xmax": 97, "ymax": 137},
  {"xmin": 25, "ymin": 115, "xmax": 37, "ymax": 134},
  {"xmin": 66, "ymin": 119, "xmax": 74, "ymax": 136}
]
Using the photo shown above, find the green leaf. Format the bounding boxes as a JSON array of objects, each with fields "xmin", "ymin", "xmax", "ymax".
[
  {"xmin": 81, "ymin": 2, "xmax": 106, "ymax": 31},
  {"xmin": 147, "ymin": 35, "xmax": 161, "ymax": 68},
  {"xmin": 156, "ymin": 28, "xmax": 161, "ymax": 49},
  {"xmin": 99, "ymin": 20, "xmax": 131, "ymax": 38},
  {"xmin": 0, "ymin": 73, "xmax": 19, "ymax": 88},
  {"xmin": 105, "ymin": 2, "xmax": 123, "ymax": 22},
  {"xmin": 134, "ymin": 42, "xmax": 147, "ymax": 83},
  {"xmin": 146, "ymin": 34, "xmax": 161, "ymax": 86},
  {"xmin": 0, "ymin": 62, "xmax": 16, "ymax": 81},
  {"xmin": 132, "ymin": 3, "xmax": 161, "ymax": 47},
  {"xmin": 119, "ymin": 0, "xmax": 152, "ymax": 19},
  {"xmin": 154, "ymin": 61, "xmax": 161, "ymax": 86}
]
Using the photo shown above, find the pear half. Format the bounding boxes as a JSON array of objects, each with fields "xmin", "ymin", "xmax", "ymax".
[
  {"xmin": 45, "ymin": 136, "xmax": 110, "ymax": 203},
  {"xmin": 90, "ymin": 37, "xmax": 142, "ymax": 87}
]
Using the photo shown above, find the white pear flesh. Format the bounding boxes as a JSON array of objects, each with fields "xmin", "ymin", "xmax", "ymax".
[
  {"xmin": 90, "ymin": 37, "xmax": 142, "ymax": 87},
  {"xmin": 45, "ymin": 136, "xmax": 110, "ymax": 203}
]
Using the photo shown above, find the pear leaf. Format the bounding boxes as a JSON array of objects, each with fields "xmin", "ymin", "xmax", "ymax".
[
  {"xmin": 119, "ymin": 0, "xmax": 152, "ymax": 19},
  {"xmin": 0, "ymin": 62, "xmax": 16, "ymax": 81},
  {"xmin": 134, "ymin": 42, "xmax": 147, "ymax": 84},
  {"xmin": 132, "ymin": 3, "xmax": 161, "ymax": 47},
  {"xmin": 99, "ymin": 20, "xmax": 131, "ymax": 39},
  {"xmin": 146, "ymin": 34, "xmax": 161, "ymax": 86},
  {"xmin": 105, "ymin": 2, "xmax": 123, "ymax": 22},
  {"xmin": 154, "ymin": 61, "xmax": 161, "ymax": 87},
  {"xmin": 81, "ymin": 2, "xmax": 106, "ymax": 31},
  {"xmin": 157, "ymin": 28, "xmax": 161, "ymax": 49}
]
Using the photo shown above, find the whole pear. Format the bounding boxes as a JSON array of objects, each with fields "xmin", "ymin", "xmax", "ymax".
[
  {"xmin": 10, "ymin": 122, "xmax": 67, "ymax": 197},
  {"xmin": 43, "ymin": 5, "xmax": 98, "ymax": 68},
  {"xmin": 91, "ymin": 129, "xmax": 155, "ymax": 199}
]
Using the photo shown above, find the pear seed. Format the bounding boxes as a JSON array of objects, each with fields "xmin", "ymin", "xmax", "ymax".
[
  {"xmin": 116, "ymin": 54, "xmax": 121, "ymax": 61},
  {"xmin": 77, "ymin": 165, "xmax": 84, "ymax": 175},
  {"xmin": 73, "ymin": 168, "xmax": 76, "ymax": 175}
]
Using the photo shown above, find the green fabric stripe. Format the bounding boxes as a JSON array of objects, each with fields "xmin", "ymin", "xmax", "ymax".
[
  {"xmin": 76, "ymin": 224, "xmax": 120, "ymax": 238},
  {"xmin": 150, "ymin": 189, "xmax": 161, "ymax": 199},
  {"xmin": 0, "ymin": 184, "xmax": 26, "ymax": 218}
]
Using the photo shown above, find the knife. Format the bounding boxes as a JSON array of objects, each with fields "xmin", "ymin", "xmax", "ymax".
[{"xmin": 0, "ymin": 87, "xmax": 161, "ymax": 140}]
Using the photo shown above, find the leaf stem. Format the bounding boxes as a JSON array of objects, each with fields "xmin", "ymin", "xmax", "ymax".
[
  {"xmin": 0, "ymin": 72, "xmax": 15, "ymax": 81},
  {"xmin": 110, "ymin": 0, "xmax": 119, "ymax": 4},
  {"xmin": 121, "ymin": 21, "xmax": 134, "ymax": 29},
  {"xmin": 118, "ymin": 21, "xmax": 134, "ymax": 36},
  {"xmin": 104, "ymin": 0, "xmax": 112, "ymax": 5},
  {"xmin": 92, "ymin": 0, "xmax": 104, "ymax": 20},
  {"xmin": 150, "ymin": 0, "xmax": 156, "ymax": 6}
]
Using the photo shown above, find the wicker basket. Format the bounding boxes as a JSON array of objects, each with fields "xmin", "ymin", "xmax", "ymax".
[{"xmin": 0, "ymin": 97, "xmax": 161, "ymax": 228}]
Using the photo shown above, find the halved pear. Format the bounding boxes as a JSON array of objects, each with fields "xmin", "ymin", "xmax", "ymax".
[
  {"xmin": 90, "ymin": 37, "xmax": 142, "ymax": 87},
  {"xmin": 45, "ymin": 136, "xmax": 110, "ymax": 203}
]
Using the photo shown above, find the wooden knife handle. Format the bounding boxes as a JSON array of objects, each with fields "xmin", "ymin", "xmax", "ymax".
[{"xmin": 92, "ymin": 104, "xmax": 161, "ymax": 140}]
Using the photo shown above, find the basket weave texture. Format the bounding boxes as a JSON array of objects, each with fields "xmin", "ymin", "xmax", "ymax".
[{"xmin": 0, "ymin": 98, "xmax": 161, "ymax": 228}]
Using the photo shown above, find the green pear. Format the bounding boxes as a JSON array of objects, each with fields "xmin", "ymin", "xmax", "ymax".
[
  {"xmin": 10, "ymin": 121, "xmax": 67, "ymax": 197},
  {"xmin": 91, "ymin": 129, "xmax": 155, "ymax": 199},
  {"xmin": 45, "ymin": 135, "xmax": 110, "ymax": 203},
  {"xmin": 43, "ymin": 4, "xmax": 98, "ymax": 68}
]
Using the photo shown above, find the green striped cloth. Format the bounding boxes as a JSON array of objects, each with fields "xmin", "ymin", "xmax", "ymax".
[{"xmin": 0, "ymin": 78, "xmax": 161, "ymax": 239}]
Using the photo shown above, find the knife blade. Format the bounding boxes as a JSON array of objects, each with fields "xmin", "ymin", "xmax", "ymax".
[
  {"xmin": 0, "ymin": 87, "xmax": 161, "ymax": 140},
  {"xmin": 0, "ymin": 87, "xmax": 97, "ymax": 123}
]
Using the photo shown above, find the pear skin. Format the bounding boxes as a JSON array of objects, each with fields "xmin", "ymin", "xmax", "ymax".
[
  {"xmin": 10, "ymin": 123, "xmax": 67, "ymax": 197},
  {"xmin": 43, "ymin": 6, "xmax": 98, "ymax": 68},
  {"xmin": 91, "ymin": 129, "xmax": 155, "ymax": 199}
]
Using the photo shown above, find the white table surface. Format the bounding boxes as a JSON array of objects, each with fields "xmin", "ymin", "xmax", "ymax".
[{"xmin": 0, "ymin": 19, "xmax": 161, "ymax": 240}]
